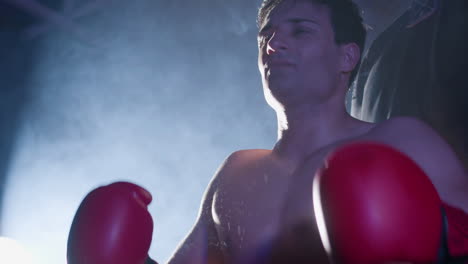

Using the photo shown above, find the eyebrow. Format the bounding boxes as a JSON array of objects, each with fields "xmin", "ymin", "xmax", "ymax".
[
  {"xmin": 259, "ymin": 18, "xmax": 319, "ymax": 34},
  {"xmin": 288, "ymin": 18, "xmax": 319, "ymax": 25}
]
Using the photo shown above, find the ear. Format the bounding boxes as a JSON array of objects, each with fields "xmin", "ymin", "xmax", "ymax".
[{"xmin": 339, "ymin": 43, "xmax": 361, "ymax": 74}]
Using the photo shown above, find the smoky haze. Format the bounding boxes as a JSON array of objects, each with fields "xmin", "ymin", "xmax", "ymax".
[
  {"xmin": 3, "ymin": 0, "xmax": 275, "ymax": 263},
  {"xmin": 0, "ymin": 0, "xmax": 411, "ymax": 263}
]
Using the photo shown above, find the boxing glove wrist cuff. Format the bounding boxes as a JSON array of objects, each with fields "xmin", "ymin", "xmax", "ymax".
[{"xmin": 438, "ymin": 203, "xmax": 468, "ymax": 264}]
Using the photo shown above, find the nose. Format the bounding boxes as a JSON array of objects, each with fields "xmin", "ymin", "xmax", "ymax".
[{"xmin": 266, "ymin": 31, "xmax": 287, "ymax": 55}]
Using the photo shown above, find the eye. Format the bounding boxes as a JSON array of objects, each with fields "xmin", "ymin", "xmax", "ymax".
[
  {"xmin": 293, "ymin": 27, "xmax": 314, "ymax": 37},
  {"xmin": 293, "ymin": 29, "xmax": 308, "ymax": 35}
]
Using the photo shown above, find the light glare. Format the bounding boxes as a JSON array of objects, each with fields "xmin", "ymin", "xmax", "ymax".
[
  {"xmin": 0, "ymin": 237, "xmax": 33, "ymax": 264},
  {"xmin": 312, "ymin": 173, "xmax": 332, "ymax": 255}
]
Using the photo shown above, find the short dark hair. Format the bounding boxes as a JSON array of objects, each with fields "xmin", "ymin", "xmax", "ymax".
[{"xmin": 257, "ymin": 0, "xmax": 366, "ymax": 86}]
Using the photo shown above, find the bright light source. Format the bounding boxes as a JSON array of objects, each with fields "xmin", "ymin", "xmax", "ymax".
[{"xmin": 0, "ymin": 237, "xmax": 33, "ymax": 264}]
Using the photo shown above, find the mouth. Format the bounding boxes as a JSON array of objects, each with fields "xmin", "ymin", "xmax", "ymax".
[{"xmin": 266, "ymin": 60, "xmax": 294, "ymax": 69}]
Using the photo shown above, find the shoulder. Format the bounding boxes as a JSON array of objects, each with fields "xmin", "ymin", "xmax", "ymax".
[
  {"xmin": 368, "ymin": 116, "xmax": 462, "ymax": 174},
  {"xmin": 365, "ymin": 116, "xmax": 468, "ymax": 208},
  {"xmin": 215, "ymin": 149, "xmax": 272, "ymax": 174},
  {"xmin": 369, "ymin": 116, "xmax": 462, "ymax": 164},
  {"xmin": 370, "ymin": 116, "xmax": 440, "ymax": 139},
  {"xmin": 196, "ymin": 149, "xmax": 272, "ymax": 219},
  {"xmin": 364, "ymin": 116, "xmax": 453, "ymax": 152},
  {"xmin": 205, "ymin": 149, "xmax": 272, "ymax": 190},
  {"xmin": 228, "ymin": 149, "xmax": 273, "ymax": 161}
]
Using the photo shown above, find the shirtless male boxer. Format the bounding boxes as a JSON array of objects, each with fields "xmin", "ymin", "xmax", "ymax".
[{"xmin": 67, "ymin": 0, "xmax": 468, "ymax": 263}]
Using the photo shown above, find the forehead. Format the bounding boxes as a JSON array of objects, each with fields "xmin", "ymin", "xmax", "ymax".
[{"xmin": 260, "ymin": 0, "xmax": 331, "ymax": 29}]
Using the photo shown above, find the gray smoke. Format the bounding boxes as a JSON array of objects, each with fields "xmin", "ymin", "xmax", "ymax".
[{"xmin": 3, "ymin": 0, "xmax": 274, "ymax": 263}]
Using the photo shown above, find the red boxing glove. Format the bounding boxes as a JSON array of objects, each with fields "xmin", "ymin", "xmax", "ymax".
[
  {"xmin": 67, "ymin": 182, "xmax": 155, "ymax": 264},
  {"xmin": 313, "ymin": 142, "xmax": 444, "ymax": 264}
]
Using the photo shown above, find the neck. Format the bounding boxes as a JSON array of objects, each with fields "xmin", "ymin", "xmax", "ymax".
[{"xmin": 272, "ymin": 91, "xmax": 362, "ymax": 164}]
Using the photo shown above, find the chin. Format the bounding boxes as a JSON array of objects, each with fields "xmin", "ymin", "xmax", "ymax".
[
  {"xmin": 264, "ymin": 83, "xmax": 298, "ymax": 109},
  {"xmin": 268, "ymin": 79, "xmax": 298, "ymax": 99},
  {"xmin": 266, "ymin": 76, "xmax": 296, "ymax": 93}
]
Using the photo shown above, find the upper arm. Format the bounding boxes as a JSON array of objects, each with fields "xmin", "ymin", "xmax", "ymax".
[
  {"xmin": 167, "ymin": 153, "xmax": 241, "ymax": 264},
  {"xmin": 372, "ymin": 116, "xmax": 468, "ymax": 209}
]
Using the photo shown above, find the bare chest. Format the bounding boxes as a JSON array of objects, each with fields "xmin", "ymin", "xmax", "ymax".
[{"xmin": 211, "ymin": 150, "xmax": 332, "ymax": 263}]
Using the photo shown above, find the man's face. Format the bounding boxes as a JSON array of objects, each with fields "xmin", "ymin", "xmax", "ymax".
[{"xmin": 258, "ymin": 0, "xmax": 343, "ymax": 107}]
